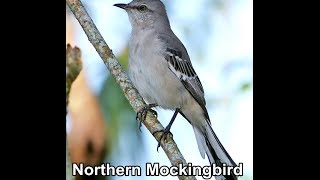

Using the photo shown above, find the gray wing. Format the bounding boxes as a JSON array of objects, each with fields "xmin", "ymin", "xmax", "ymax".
[{"xmin": 158, "ymin": 34, "xmax": 210, "ymax": 120}]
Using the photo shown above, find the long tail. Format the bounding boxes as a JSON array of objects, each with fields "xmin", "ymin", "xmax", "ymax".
[{"xmin": 193, "ymin": 120, "xmax": 238, "ymax": 180}]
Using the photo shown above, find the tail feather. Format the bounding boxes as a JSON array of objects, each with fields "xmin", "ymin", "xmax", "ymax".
[
  {"xmin": 193, "ymin": 126, "xmax": 206, "ymax": 158},
  {"xmin": 193, "ymin": 120, "xmax": 237, "ymax": 180},
  {"xmin": 204, "ymin": 120, "xmax": 236, "ymax": 167}
]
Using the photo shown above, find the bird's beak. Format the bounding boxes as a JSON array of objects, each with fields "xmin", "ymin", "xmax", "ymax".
[{"xmin": 113, "ymin": 3, "xmax": 128, "ymax": 10}]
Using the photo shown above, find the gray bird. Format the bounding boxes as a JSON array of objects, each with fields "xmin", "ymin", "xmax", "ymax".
[{"xmin": 114, "ymin": 0, "xmax": 237, "ymax": 179}]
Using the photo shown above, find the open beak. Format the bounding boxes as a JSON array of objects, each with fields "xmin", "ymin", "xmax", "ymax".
[{"xmin": 113, "ymin": 3, "xmax": 128, "ymax": 10}]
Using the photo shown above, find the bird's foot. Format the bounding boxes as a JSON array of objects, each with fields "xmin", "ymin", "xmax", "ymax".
[
  {"xmin": 136, "ymin": 103, "xmax": 158, "ymax": 131},
  {"xmin": 152, "ymin": 108, "xmax": 179, "ymax": 151},
  {"xmin": 152, "ymin": 126, "xmax": 173, "ymax": 152}
]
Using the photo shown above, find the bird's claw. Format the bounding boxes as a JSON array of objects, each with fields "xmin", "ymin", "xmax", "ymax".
[
  {"xmin": 136, "ymin": 104, "xmax": 157, "ymax": 132},
  {"xmin": 152, "ymin": 128, "xmax": 173, "ymax": 152}
]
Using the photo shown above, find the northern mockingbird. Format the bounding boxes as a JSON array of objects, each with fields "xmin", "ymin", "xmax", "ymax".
[{"xmin": 114, "ymin": 1, "xmax": 237, "ymax": 179}]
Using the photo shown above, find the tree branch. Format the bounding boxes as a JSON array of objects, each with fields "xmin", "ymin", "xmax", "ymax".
[
  {"xmin": 66, "ymin": 44, "xmax": 82, "ymax": 106},
  {"xmin": 66, "ymin": 44, "xmax": 82, "ymax": 180},
  {"xmin": 66, "ymin": 0, "xmax": 195, "ymax": 179}
]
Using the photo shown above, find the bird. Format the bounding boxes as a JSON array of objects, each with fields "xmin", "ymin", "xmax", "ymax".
[{"xmin": 114, "ymin": 0, "xmax": 237, "ymax": 179}]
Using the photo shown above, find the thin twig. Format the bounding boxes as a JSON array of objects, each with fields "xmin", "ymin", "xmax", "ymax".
[{"xmin": 66, "ymin": 0, "xmax": 195, "ymax": 179}]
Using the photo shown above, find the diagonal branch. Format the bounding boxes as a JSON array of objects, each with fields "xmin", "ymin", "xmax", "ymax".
[{"xmin": 66, "ymin": 0, "xmax": 195, "ymax": 179}]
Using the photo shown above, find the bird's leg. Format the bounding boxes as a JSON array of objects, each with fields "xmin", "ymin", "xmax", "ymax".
[
  {"xmin": 153, "ymin": 108, "xmax": 180, "ymax": 152},
  {"xmin": 136, "ymin": 103, "xmax": 158, "ymax": 131}
]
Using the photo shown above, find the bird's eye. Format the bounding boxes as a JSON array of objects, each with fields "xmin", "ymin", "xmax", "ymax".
[{"xmin": 138, "ymin": 4, "xmax": 148, "ymax": 12}]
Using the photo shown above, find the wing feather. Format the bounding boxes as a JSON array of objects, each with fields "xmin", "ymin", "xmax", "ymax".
[
  {"xmin": 164, "ymin": 46, "xmax": 210, "ymax": 120},
  {"xmin": 158, "ymin": 33, "xmax": 210, "ymax": 120}
]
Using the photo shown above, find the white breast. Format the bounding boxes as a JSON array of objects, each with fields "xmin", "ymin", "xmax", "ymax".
[{"xmin": 128, "ymin": 29, "xmax": 189, "ymax": 110}]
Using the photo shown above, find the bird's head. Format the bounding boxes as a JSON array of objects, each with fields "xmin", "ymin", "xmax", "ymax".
[{"xmin": 114, "ymin": 0, "xmax": 170, "ymax": 30}]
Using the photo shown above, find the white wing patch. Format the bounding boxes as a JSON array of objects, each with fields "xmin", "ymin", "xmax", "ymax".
[
  {"xmin": 164, "ymin": 47, "xmax": 208, "ymax": 120},
  {"xmin": 165, "ymin": 49, "xmax": 197, "ymax": 81}
]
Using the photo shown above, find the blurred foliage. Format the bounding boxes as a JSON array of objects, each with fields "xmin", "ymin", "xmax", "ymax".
[
  {"xmin": 98, "ymin": 47, "xmax": 145, "ymax": 166},
  {"xmin": 208, "ymin": 0, "xmax": 229, "ymax": 11},
  {"xmin": 116, "ymin": 47, "xmax": 129, "ymax": 69},
  {"xmin": 241, "ymin": 82, "xmax": 251, "ymax": 92}
]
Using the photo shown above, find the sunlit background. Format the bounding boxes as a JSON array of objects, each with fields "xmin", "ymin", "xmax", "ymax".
[{"xmin": 66, "ymin": 0, "xmax": 252, "ymax": 179}]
